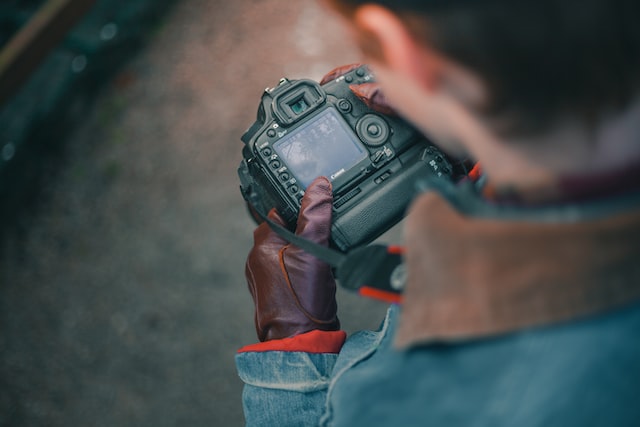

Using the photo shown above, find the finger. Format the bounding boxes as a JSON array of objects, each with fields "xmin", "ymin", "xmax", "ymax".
[
  {"xmin": 349, "ymin": 82, "xmax": 397, "ymax": 116},
  {"xmin": 252, "ymin": 208, "xmax": 289, "ymax": 247},
  {"xmin": 320, "ymin": 63, "xmax": 363, "ymax": 85},
  {"xmin": 295, "ymin": 177, "xmax": 333, "ymax": 245},
  {"xmin": 267, "ymin": 208, "xmax": 288, "ymax": 226}
]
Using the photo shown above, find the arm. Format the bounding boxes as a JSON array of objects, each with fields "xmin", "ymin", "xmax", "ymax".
[
  {"xmin": 236, "ymin": 177, "xmax": 343, "ymax": 426},
  {"xmin": 235, "ymin": 65, "xmax": 398, "ymax": 425}
]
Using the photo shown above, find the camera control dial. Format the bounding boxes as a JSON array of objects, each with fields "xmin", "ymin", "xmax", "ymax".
[{"xmin": 356, "ymin": 114, "xmax": 389, "ymax": 147}]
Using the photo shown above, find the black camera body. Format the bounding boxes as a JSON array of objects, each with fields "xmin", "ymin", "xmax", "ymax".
[{"xmin": 238, "ymin": 65, "xmax": 452, "ymax": 251}]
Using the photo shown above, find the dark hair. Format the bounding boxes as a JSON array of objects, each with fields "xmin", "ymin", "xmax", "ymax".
[{"xmin": 336, "ymin": 0, "xmax": 640, "ymax": 134}]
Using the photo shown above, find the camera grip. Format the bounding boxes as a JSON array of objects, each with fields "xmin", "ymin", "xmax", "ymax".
[{"xmin": 331, "ymin": 155, "xmax": 438, "ymax": 251}]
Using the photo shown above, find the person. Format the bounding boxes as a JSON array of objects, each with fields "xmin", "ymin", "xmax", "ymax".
[{"xmin": 235, "ymin": 0, "xmax": 640, "ymax": 425}]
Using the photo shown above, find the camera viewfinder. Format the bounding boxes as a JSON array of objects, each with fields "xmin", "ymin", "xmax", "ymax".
[
  {"xmin": 273, "ymin": 81, "xmax": 326, "ymax": 126},
  {"xmin": 289, "ymin": 97, "xmax": 309, "ymax": 115}
]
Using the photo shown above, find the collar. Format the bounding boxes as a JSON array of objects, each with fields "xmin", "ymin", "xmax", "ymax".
[{"xmin": 395, "ymin": 180, "xmax": 640, "ymax": 348}]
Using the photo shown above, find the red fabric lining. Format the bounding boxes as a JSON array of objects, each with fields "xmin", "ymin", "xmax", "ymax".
[
  {"xmin": 359, "ymin": 286, "xmax": 403, "ymax": 304},
  {"xmin": 237, "ymin": 330, "xmax": 346, "ymax": 354}
]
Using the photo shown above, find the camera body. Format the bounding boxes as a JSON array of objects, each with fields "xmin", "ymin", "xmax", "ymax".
[{"xmin": 238, "ymin": 65, "xmax": 452, "ymax": 251}]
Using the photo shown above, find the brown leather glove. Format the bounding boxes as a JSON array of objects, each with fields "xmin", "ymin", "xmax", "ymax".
[
  {"xmin": 320, "ymin": 63, "xmax": 396, "ymax": 116},
  {"xmin": 322, "ymin": 63, "xmax": 475, "ymax": 179},
  {"xmin": 245, "ymin": 177, "xmax": 340, "ymax": 342}
]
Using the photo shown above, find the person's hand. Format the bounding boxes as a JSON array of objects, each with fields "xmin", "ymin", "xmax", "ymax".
[
  {"xmin": 322, "ymin": 64, "xmax": 475, "ymax": 177},
  {"xmin": 320, "ymin": 63, "xmax": 396, "ymax": 116},
  {"xmin": 245, "ymin": 177, "xmax": 340, "ymax": 342}
]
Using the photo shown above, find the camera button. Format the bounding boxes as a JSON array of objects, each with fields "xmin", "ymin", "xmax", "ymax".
[
  {"xmin": 372, "ymin": 151, "xmax": 386, "ymax": 163},
  {"xmin": 338, "ymin": 99, "xmax": 352, "ymax": 113},
  {"xmin": 280, "ymin": 172, "xmax": 290, "ymax": 181},
  {"xmin": 270, "ymin": 160, "xmax": 281, "ymax": 169},
  {"xmin": 356, "ymin": 68, "xmax": 366, "ymax": 77},
  {"xmin": 375, "ymin": 171, "xmax": 392, "ymax": 184},
  {"xmin": 289, "ymin": 185, "xmax": 299, "ymax": 194},
  {"xmin": 261, "ymin": 148, "xmax": 272, "ymax": 157},
  {"xmin": 267, "ymin": 129, "xmax": 277, "ymax": 138},
  {"xmin": 367, "ymin": 123, "xmax": 381, "ymax": 136}
]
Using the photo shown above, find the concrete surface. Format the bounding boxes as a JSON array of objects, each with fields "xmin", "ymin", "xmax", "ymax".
[{"xmin": 0, "ymin": 1, "xmax": 391, "ymax": 425}]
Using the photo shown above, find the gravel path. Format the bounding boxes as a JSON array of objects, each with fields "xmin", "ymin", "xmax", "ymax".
[{"xmin": 0, "ymin": 2, "xmax": 390, "ymax": 425}]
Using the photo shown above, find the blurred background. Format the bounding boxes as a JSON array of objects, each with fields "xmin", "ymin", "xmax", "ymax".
[{"xmin": 0, "ymin": 0, "xmax": 390, "ymax": 425}]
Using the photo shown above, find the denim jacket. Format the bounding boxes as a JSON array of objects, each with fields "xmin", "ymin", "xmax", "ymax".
[
  {"xmin": 236, "ymin": 181, "xmax": 640, "ymax": 427},
  {"xmin": 237, "ymin": 302, "xmax": 640, "ymax": 426}
]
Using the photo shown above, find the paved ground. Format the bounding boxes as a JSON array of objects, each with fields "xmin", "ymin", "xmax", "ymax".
[{"xmin": 0, "ymin": 1, "xmax": 391, "ymax": 425}]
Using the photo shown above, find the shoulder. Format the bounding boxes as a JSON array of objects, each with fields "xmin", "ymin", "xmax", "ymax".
[{"xmin": 326, "ymin": 302, "xmax": 640, "ymax": 427}]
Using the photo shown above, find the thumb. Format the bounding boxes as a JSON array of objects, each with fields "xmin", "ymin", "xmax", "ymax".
[
  {"xmin": 350, "ymin": 82, "xmax": 396, "ymax": 116},
  {"xmin": 295, "ymin": 177, "xmax": 333, "ymax": 245}
]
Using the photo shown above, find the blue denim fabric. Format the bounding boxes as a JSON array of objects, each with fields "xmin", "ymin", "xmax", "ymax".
[
  {"xmin": 235, "ymin": 311, "xmax": 391, "ymax": 427},
  {"xmin": 236, "ymin": 351, "xmax": 340, "ymax": 426},
  {"xmin": 237, "ymin": 303, "xmax": 640, "ymax": 426}
]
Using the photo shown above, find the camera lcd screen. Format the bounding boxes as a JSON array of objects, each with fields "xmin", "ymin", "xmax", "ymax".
[{"xmin": 272, "ymin": 108, "xmax": 368, "ymax": 188}]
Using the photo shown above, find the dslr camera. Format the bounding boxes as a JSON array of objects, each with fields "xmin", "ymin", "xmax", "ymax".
[{"xmin": 238, "ymin": 65, "xmax": 452, "ymax": 252}]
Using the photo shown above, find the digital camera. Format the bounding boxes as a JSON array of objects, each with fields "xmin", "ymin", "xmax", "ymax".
[{"xmin": 238, "ymin": 65, "xmax": 453, "ymax": 251}]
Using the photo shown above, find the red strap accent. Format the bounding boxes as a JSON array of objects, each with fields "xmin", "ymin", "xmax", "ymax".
[
  {"xmin": 387, "ymin": 245, "xmax": 404, "ymax": 255},
  {"xmin": 359, "ymin": 286, "xmax": 403, "ymax": 304},
  {"xmin": 468, "ymin": 163, "xmax": 482, "ymax": 182},
  {"xmin": 237, "ymin": 330, "xmax": 346, "ymax": 354}
]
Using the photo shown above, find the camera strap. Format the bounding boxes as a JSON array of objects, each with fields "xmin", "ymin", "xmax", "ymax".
[{"xmin": 257, "ymin": 210, "xmax": 405, "ymax": 304}]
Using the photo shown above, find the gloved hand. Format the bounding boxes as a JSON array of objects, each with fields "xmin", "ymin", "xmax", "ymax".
[
  {"xmin": 320, "ymin": 63, "xmax": 396, "ymax": 116},
  {"xmin": 245, "ymin": 177, "xmax": 340, "ymax": 342},
  {"xmin": 323, "ymin": 63, "xmax": 475, "ymax": 179}
]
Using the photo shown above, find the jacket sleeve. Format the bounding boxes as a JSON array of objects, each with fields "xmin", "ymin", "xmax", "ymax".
[{"xmin": 235, "ymin": 330, "xmax": 346, "ymax": 427}]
